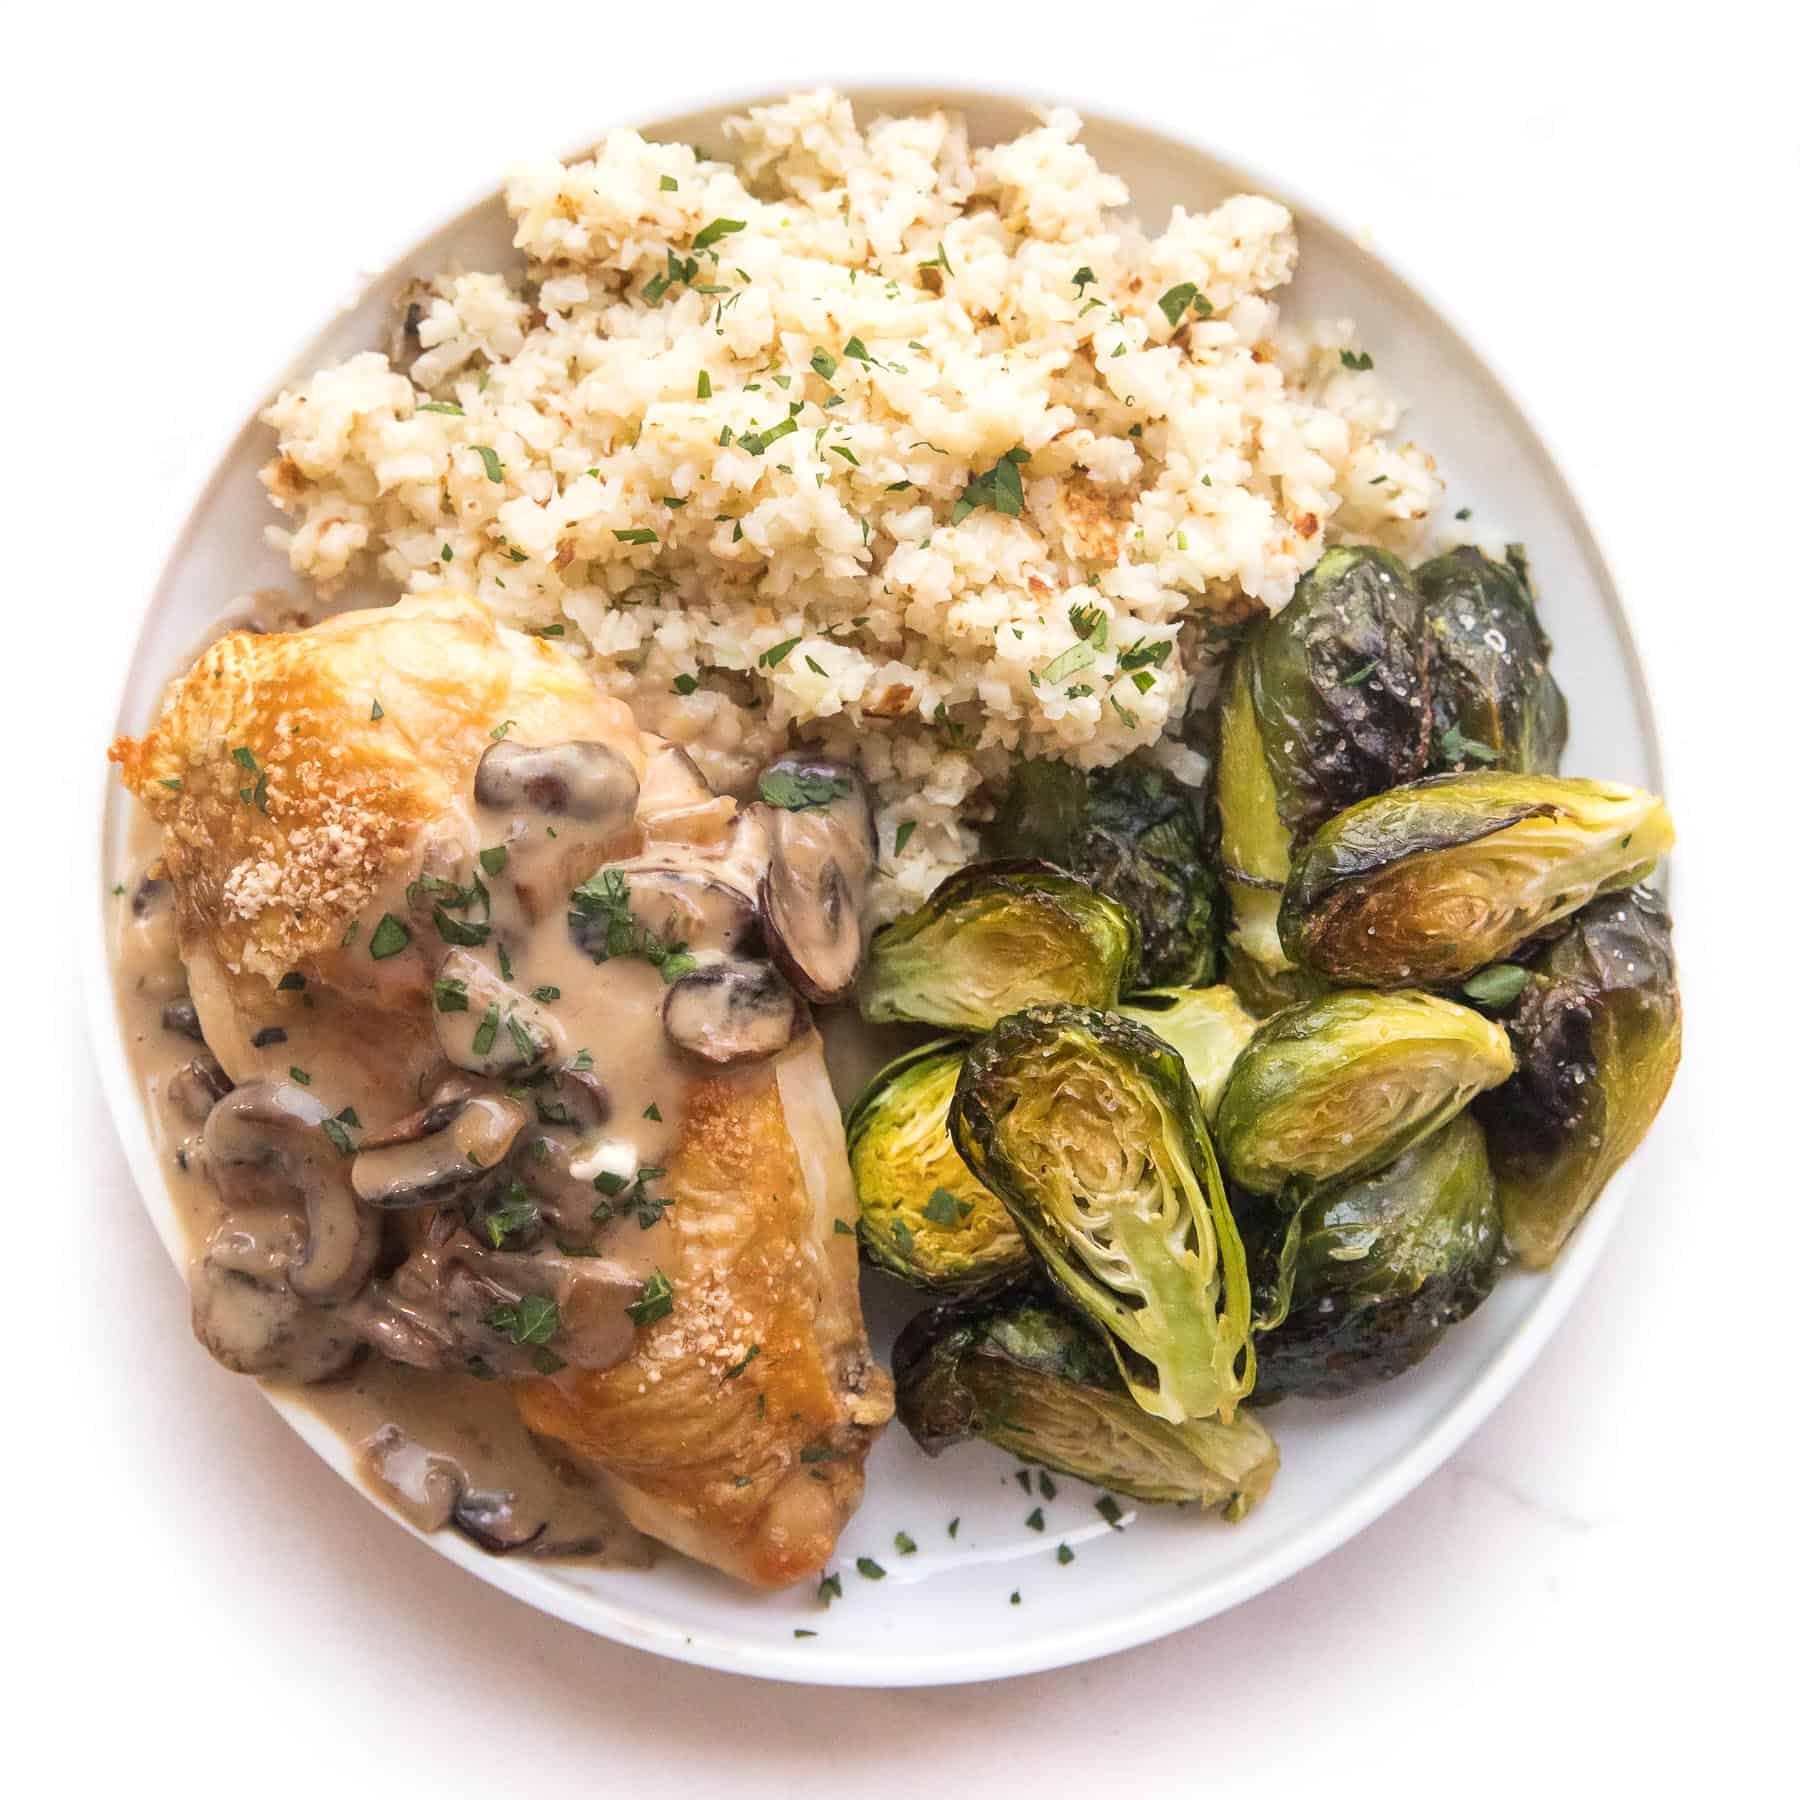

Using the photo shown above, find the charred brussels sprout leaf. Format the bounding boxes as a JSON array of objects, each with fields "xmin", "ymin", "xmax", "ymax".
[
  {"xmin": 1476, "ymin": 886, "xmax": 1681, "ymax": 1267},
  {"xmin": 845, "ymin": 1038, "xmax": 1030, "ymax": 1296},
  {"xmin": 1216, "ymin": 546, "xmax": 1433, "ymax": 968},
  {"xmin": 894, "ymin": 1293, "xmax": 1278, "ymax": 1516},
  {"xmin": 1239, "ymin": 1114, "xmax": 1503, "ymax": 1400},
  {"xmin": 1279, "ymin": 771, "xmax": 1675, "ymax": 985},
  {"xmin": 987, "ymin": 755, "xmax": 1222, "ymax": 986},
  {"xmin": 1418, "ymin": 546, "xmax": 1568, "ymax": 775},
  {"xmin": 1222, "ymin": 937, "xmax": 1332, "ymax": 1018},
  {"xmin": 1119, "ymin": 986, "xmax": 1257, "ymax": 1119},
  {"xmin": 860, "ymin": 862, "xmax": 1138, "ymax": 1032},
  {"xmin": 1214, "ymin": 989, "xmax": 1514, "ymax": 1199},
  {"xmin": 950, "ymin": 1006, "xmax": 1253, "ymax": 1423}
]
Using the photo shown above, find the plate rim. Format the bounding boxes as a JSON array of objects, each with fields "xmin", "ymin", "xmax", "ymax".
[{"xmin": 83, "ymin": 75, "xmax": 1671, "ymax": 1687}]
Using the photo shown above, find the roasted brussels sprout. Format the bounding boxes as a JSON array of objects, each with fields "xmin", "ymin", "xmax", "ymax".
[
  {"xmin": 1216, "ymin": 546, "xmax": 1433, "ymax": 967},
  {"xmin": 951, "ymin": 1005, "xmax": 1253, "ymax": 1424},
  {"xmin": 1279, "ymin": 771, "xmax": 1675, "ymax": 986},
  {"xmin": 895, "ymin": 1292, "xmax": 1278, "ymax": 1516},
  {"xmin": 845, "ymin": 1038, "xmax": 1030, "ymax": 1296},
  {"xmin": 1476, "ymin": 886, "xmax": 1681, "ymax": 1268},
  {"xmin": 860, "ymin": 862, "xmax": 1138, "ymax": 1032},
  {"xmin": 1418, "ymin": 546, "xmax": 1567, "ymax": 775},
  {"xmin": 1214, "ymin": 989, "xmax": 1514, "ymax": 1199},
  {"xmin": 1222, "ymin": 938, "xmax": 1331, "ymax": 1018},
  {"xmin": 987, "ymin": 755, "xmax": 1222, "ymax": 986},
  {"xmin": 1239, "ymin": 1114, "xmax": 1503, "ymax": 1401},
  {"xmin": 1119, "ymin": 986, "xmax": 1256, "ymax": 1119}
]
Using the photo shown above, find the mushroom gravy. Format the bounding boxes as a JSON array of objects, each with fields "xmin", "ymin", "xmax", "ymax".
[{"xmin": 111, "ymin": 709, "xmax": 881, "ymax": 1571}]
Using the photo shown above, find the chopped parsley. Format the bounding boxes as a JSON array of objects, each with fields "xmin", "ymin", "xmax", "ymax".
[
  {"xmin": 531, "ymin": 985, "xmax": 560, "ymax": 1003},
  {"xmin": 472, "ymin": 445, "xmax": 505, "ymax": 483},
  {"xmin": 738, "ymin": 414, "xmax": 798, "ymax": 456},
  {"xmin": 613, "ymin": 527, "xmax": 659, "ymax": 545},
  {"xmin": 1056, "ymin": 1543, "xmax": 1075, "ymax": 1566},
  {"xmin": 483, "ymin": 1294, "xmax": 559, "ymax": 1345},
  {"xmin": 370, "ymin": 698, "xmax": 384, "ymax": 721},
  {"xmin": 471, "ymin": 1004, "xmax": 500, "ymax": 1057},
  {"xmin": 893, "ymin": 820, "xmax": 916, "ymax": 856},
  {"xmin": 626, "ymin": 1269, "xmax": 675, "ymax": 1327},
  {"xmin": 758, "ymin": 767, "xmax": 852, "ymax": 811},
  {"xmin": 1117, "ymin": 638, "xmax": 1172, "ymax": 672},
  {"xmin": 671, "ymin": 672, "xmax": 699, "ymax": 696},
  {"xmin": 659, "ymin": 174, "xmax": 679, "ymax": 192},
  {"xmin": 1339, "ymin": 349, "xmax": 1374, "ymax": 371},
  {"xmin": 567, "ymin": 867, "xmax": 695, "ymax": 981},
  {"xmin": 1463, "ymin": 964, "xmax": 1530, "ymax": 1008},
  {"xmin": 692, "ymin": 217, "xmax": 746, "ymax": 251},
  {"xmin": 922, "ymin": 1187, "xmax": 973, "ymax": 1227},
  {"xmin": 1438, "ymin": 724, "xmax": 1500, "ymax": 765},
  {"xmin": 695, "ymin": 370, "xmax": 712, "ymax": 399},
  {"xmin": 367, "ymin": 913, "xmax": 411, "ymax": 960},
  {"xmin": 1025, "ymin": 1507, "xmax": 1044, "ymax": 1532},
  {"xmin": 951, "ymin": 447, "xmax": 1027, "ymax": 524},
  {"xmin": 1072, "ymin": 265, "xmax": 1096, "ymax": 292},
  {"xmin": 723, "ymin": 1344, "xmax": 761, "ymax": 1379},
  {"xmin": 432, "ymin": 904, "xmax": 491, "ymax": 948},
  {"xmin": 810, "ymin": 347, "xmax": 838, "ymax": 381},
  {"xmin": 1157, "ymin": 281, "xmax": 1206, "ymax": 326},
  {"xmin": 817, "ymin": 1573, "xmax": 842, "ymax": 1605},
  {"xmin": 854, "ymin": 1557, "xmax": 886, "ymax": 1581},
  {"xmin": 833, "ymin": 1218, "xmax": 855, "ymax": 1236},
  {"xmin": 894, "ymin": 1532, "xmax": 918, "ymax": 1556},
  {"xmin": 643, "ymin": 1101, "xmax": 662, "ymax": 1122},
  {"xmin": 417, "ymin": 401, "xmax": 463, "ymax": 416},
  {"xmin": 288, "ymin": 1065, "xmax": 311, "ymax": 1086},
  {"xmin": 1096, "ymin": 1495, "xmax": 1124, "ymax": 1529},
  {"xmin": 1041, "ymin": 639, "xmax": 1097, "ymax": 685},
  {"xmin": 478, "ymin": 845, "xmax": 508, "ymax": 878},
  {"xmin": 432, "ymin": 976, "xmax": 469, "ymax": 1013},
  {"xmin": 320, "ymin": 1117, "xmax": 356, "ymax": 1157}
]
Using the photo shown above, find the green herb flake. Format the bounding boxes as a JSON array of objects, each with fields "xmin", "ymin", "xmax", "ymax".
[
  {"xmin": 1339, "ymin": 349, "xmax": 1374, "ymax": 371},
  {"xmin": 1344, "ymin": 659, "xmax": 1379, "ymax": 687},
  {"xmin": 951, "ymin": 448, "xmax": 1027, "ymax": 524},
  {"xmin": 948, "ymin": 1518, "xmax": 960, "ymax": 1539},
  {"xmin": 1438, "ymin": 724, "xmax": 1500, "ymax": 765},
  {"xmin": 432, "ymin": 976, "xmax": 469, "ymax": 1013},
  {"xmin": 793, "ymin": 1629, "xmax": 817, "ymax": 1639},
  {"xmin": 626, "ymin": 1268, "xmax": 675, "ymax": 1327},
  {"xmin": 287, "ymin": 1065, "xmax": 311, "ymax": 1086},
  {"xmin": 922, "ymin": 1187, "xmax": 973, "ymax": 1227},
  {"xmin": 1157, "ymin": 282, "xmax": 1199, "ymax": 326},
  {"xmin": 369, "ymin": 698, "xmax": 385, "ymax": 721},
  {"xmin": 817, "ymin": 1573, "xmax": 842, "ymax": 1605},
  {"xmin": 893, "ymin": 820, "xmax": 916, "ymax": 855},
  {"xmin": 894, "ymin": 1531, "xmax": 918, "ymax": 1556},
  {"xmin": 757, "ymin": 767, "xmax": 852, "ymax": 812},
  {"xmin": 484, "ymin": 1293, "xmax": 559, "ymax": 1346},
  {"xmin": 1463, "ymin": 964, "xmax": 1530, "ymax": 1008},
  {"xmin": 417, "ymin": 400, "xmax": 463, "ymax": 416},
  {"xmin": 659, "ymin": 174, "xmax": 679, "ymax": 191},
  {"xmin": 1057, "ymin": 1543, "xmax": 1075, "ymax": 1565},
  {"xmin": 1072, "ymin": 265, "xmax": 1096, "ymax": 292},
  {"xmin": 320, "ymin": 1118, "xmax": 355, "ymax": 1156},
  {"xmin": 643, "ymin": 1101, "xmax": 663, "ymax": 1122},
  {"xmin": 723, "ymin": 1344, "xmax": 761, "ymax": 1380},
  {"xmin": 1025, "ymin": 1506, "xmax": 1045, "ymax": 1532},
  {"xmin": 470, "ymin": 1003, "xmax": 500, "ymax": 1057},
  {"xmin": 833, "ymin": 1217, "xmax": 855, "ymax": 1236},
  {"xmin": 433, "ymin": 904, "xmax": 491, "ymax": 948},
  {"xmin": 472, "ymin": 445, "xmax": 505, "ymax": 483},
  {"xmin": 671, "ymin": 673, "xmax": 699, "ymax": 696},
  {"xmin": 1455, "ymin": 506, "xmax": 1473, "ymax": 521},
  {"xmin": 613, "ymin": 527, "xmax": 659, "ymax": 545},
  {"xmin": 692, "ymin": 217, "xmax": 746, "ymax": 251},
  {"xmin": 1037, "ymin": 1471, "xmax": 1057, "ymax": 1500},
  {"xmin": 829, "ymin": 444, "xmax": 859, "ymax": 466},
  {"xmin": 855, "ymin": 1557, "xmax": 886, "ymax": 1581},
  {"xmin": 810, "ymin": 347, "xmax": 839, "ymax": 381},
  {"xmin": 489, "ymin": 718, "xmax": 516, "ymax": 740},
  {"xmin": 1096, "ymin": 1495, "xmax": 1124, "ymax": 1529},
  {"xmin": 478, "ymin": 845, "xmax": 508, "ymax": 878},
  {"xmin": 368, "ymin": 914, "xmax": 411, "ymax": 960},
  {"xmin": 1041, "ymin": 639, "xmax": 1097, "ymax": 685}
]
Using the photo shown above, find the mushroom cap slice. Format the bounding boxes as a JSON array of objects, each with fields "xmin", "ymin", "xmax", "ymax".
[
  {"xmin": 350, "ymin": 1093, "xmax": 529, "ymax": 1208},
  {"xmin": 663, "ymin": 960, "xmax": 808, "ymax": 1064},
  {"xmin": 756, "ymin": 756, "xmax": 876, "ymax": 1003},
  {"xmin": 474, "ymin": 738, "xmax": 639, "ymax": 830}
]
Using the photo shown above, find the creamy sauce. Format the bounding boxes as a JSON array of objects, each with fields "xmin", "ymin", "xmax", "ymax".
[{"xmin": 112, "ymin": 695, "xmax": 881, "ymax": 1570}]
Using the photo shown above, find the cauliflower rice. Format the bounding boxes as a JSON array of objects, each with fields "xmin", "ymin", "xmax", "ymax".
[{"xmin": 259, "ymin": 88, "xmax": 1442, "ymax": 919}]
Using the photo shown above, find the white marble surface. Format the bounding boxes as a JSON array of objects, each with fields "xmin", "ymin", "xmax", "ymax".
[{"xmin": 11, "ymin": 2, "xmax": 1791, "ymax": 1789}]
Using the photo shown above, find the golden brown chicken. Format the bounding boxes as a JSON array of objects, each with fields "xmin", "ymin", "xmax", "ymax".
[{"xmin": 112, "ymin": 591, "xmax": 891, "ymax": 1588}]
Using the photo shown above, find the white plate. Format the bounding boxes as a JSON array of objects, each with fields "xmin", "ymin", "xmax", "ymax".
[{"xmin": 87, "ymin": 84, "xmax": 1666, "ymax": 1687}]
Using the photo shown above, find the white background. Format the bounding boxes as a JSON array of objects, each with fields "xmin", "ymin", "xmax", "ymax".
[{"xmin": 9, "ymin": 1, "xmax": 1795, "ymax": 1791}]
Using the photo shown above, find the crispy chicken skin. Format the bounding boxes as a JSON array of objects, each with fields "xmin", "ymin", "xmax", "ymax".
[
  {"xmin": 519, "ymin": 1059, "xmax": 892, "ymax": 1588},
  {"xmin": 110, "ymin": 592, "xmax": 890, "ymax": 1587},
  {"xmin": 109, "ymin": 592, "xmax": 642, "ymax": 988}
]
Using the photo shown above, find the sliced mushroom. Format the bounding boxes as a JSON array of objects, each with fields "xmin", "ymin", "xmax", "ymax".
[
  {"xmin": 663, "ymin": 959, "xmax": 807, "ymax": 1064},
  {"xmin": 350, "ymin": 1092, "xmax": 529, "ymax": 1209},
  {"xmin": 131, "ymin": 870, "xmax": 172, "ymax": 919},
  {"xmin": 567, "ymin": 865, "xmax": 759, "ymax": 964},
  {"xmin": 190, "ymin": 1223, "xmax": 363, "ymax": 1381},
  {"xmin": 432, "ymin": 949, "xmax": 559, "ymax": 1075},
  {"xmin": 160, "ymin": 997, "xmax": 206, "ymax": 1044},
  {"xmin": 755, "ymin": 755, "xmax": 877, "ymax": 1002},
  {"xmin": 474, "ymin": 739, "xmax": 639, "ymax": 832},
  {"xmin": 450, "ymin": 1489, "xmax": 548, "ymax": 1556},
  {"xmin": 168, "ymin": 1053, "xmax": 233, "ymax": 1123},
  {"xmin": 203, "ymin": 1081, "xmax": 381, "ymax": 1305},
  {"xmin": 637, "ymin": 742, "xmax": 738, "ymax": 845}
]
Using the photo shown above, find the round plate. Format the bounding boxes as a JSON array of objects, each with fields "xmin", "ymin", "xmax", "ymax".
[{"xmin": 87, "ymin": 83, "xmax": 1665, "ymax": 1686}]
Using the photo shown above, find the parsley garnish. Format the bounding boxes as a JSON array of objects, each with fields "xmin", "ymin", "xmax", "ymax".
[
  {"xmin": 478, "ymin": 845, "xmax": 508, "ymax": 877},
  {"xmin": 433, "ymin": 904, "xmax": 490, "ymax": 948},
  {"xmin": 1339, "ymin": 349, "xmax": 1374, "ymax": 371},
  {"xmin": 855, "ymin": 1557, "xmax": 886, "ymax": 1581},
  {"xmin": 367, "ymin": 914, "xmax": 411, "ymax": 960},
  {"xmin": 1041, "ymin": 639, "xmax": 1097, "ymax": 685},
  {"xmin": 370, "ymin": 698, "xmax": 384, "ymax": 721},
  {"xmin": 810, "ymin": 347, "xmax": 838, "ymax": 381},
  {"xmin": 759, "ymin": 635, "xmax": 801, "ymax": 668},
  {"xmin": 432, "ymin": 976, "xmax": 468, "ymax": 1013},
  {"xmin": 1096, "ymin": 1495, "xmax": 1124, "ymax": 1528},
  {"xmin": 692, "ymin": 217, "xmax": 745, "ymax": 251},
  {"xmin": 894, "ymin": 1532, "xmax": 918, "ymax": 1556},
  {"xmin": 922, "ymin": 1187, "xmax": 973, "ymax": 1227},
  {"xmin": 483, "ymin": 1294, "xmax": 559, "ymax": 1345},
  {"xmin": 568, "ymin": 867, "xmax": 695, "ymax": 981},
  {"xmin": 757, "ymin": 767, "xmax": 852, "ymax": 812},
  {"xmin": 472, "ymin": 445, "xmax": 504, "ymax": 482},
  {"xmin": 1025, "ymin": 1507, "xmax": 1045, "ymax": 1532},
  {"xmin": 1157, "ymin": 282, "xmax": 1201, "ymax": 326},
  {"xmin": 723, "ymin": 1345, "xmax": 761, "ymax": 1379},
  {"xmin": 817, "ymin": 1573, "xmax": 842, "ymax": 1605},
  {"xmin": 626, "ymin": 1269, "xmax": 675, "ymax": 1327},
  {"xmin": 951, "ymin": 448, "xmax": 1027, "ymax": 524},
  {"xmin": 1462, "ymin": 964, "xmax": 1529, "ymax": 1008},
  {"xmin": 471, "ymin": 1004, "xmax": 500, "ymax": 1057},
  {"xmin": 893, "ymin": 820, "xmax": 916, "ymax": 855},
  {"xmin": 531, "ymin": 985, "xmax": 560, "ymax": 1003},
  {"xmin": 613, "ymin": 527, "xmax": 659, "ymax": 545},
  {"xmin": 671, "ymin": 673, "xmax": 699, "ymax": 695},
  {"xmin": 417, "ymin": 401, "xmax": 462, "ymax": 416},
  {"xmin": 1438, "ymin": 724, "xmax": 1500, "ymax": 765},
  {"xmin": 320, "ymin": 1118, "xmax": 355, "ymax": 1156}
]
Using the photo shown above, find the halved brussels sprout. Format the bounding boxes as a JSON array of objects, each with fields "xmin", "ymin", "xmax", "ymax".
[
  {"xmin": 860, "ymin": 862, "xmax": 1138, "ymax": 1032},
  {"xmin": 1279, "ymin": 771, "xmax": 1675, "ymax": 986},
  {"xmin": 1418, "ymin": 546, "xmax": 1567, "ymax": 775},
  {"xmin": 951, "ymin": 1005, "xmax": 1253, "ymax": 1424},
  {"xmin": 1214, "ymin": 989, "xmax": 1514, "ymax": 1199},
  {"xmin": 1476, "ymin": 886, "xmax": 1681, "ymax": 1267},
  {"xmin": 1216, "ymin": 546, "xmax": 1433, "ymax": 968},
  {"xmin": 987, "ymin": 755, "xmax": 1222, "ymax": 986},
  {"xmin": 894, "ymin": 1292, "xmax": 1278, "ymax": 1517},
  {"xmin": 845, "ymin": 1038, "xmax": 1030, "ymax": 1296},
  {"xmin": 1222, "ymin": 938, "xmax": 1330, "ymax": 1019},
  {"xmin": 1119, "ymin": 986, "xmax": 1256, "ymax": 1119},
  {"xmin": 1238, "ymin": 1113, "xmax": 1503, "ymax": 1401}
]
